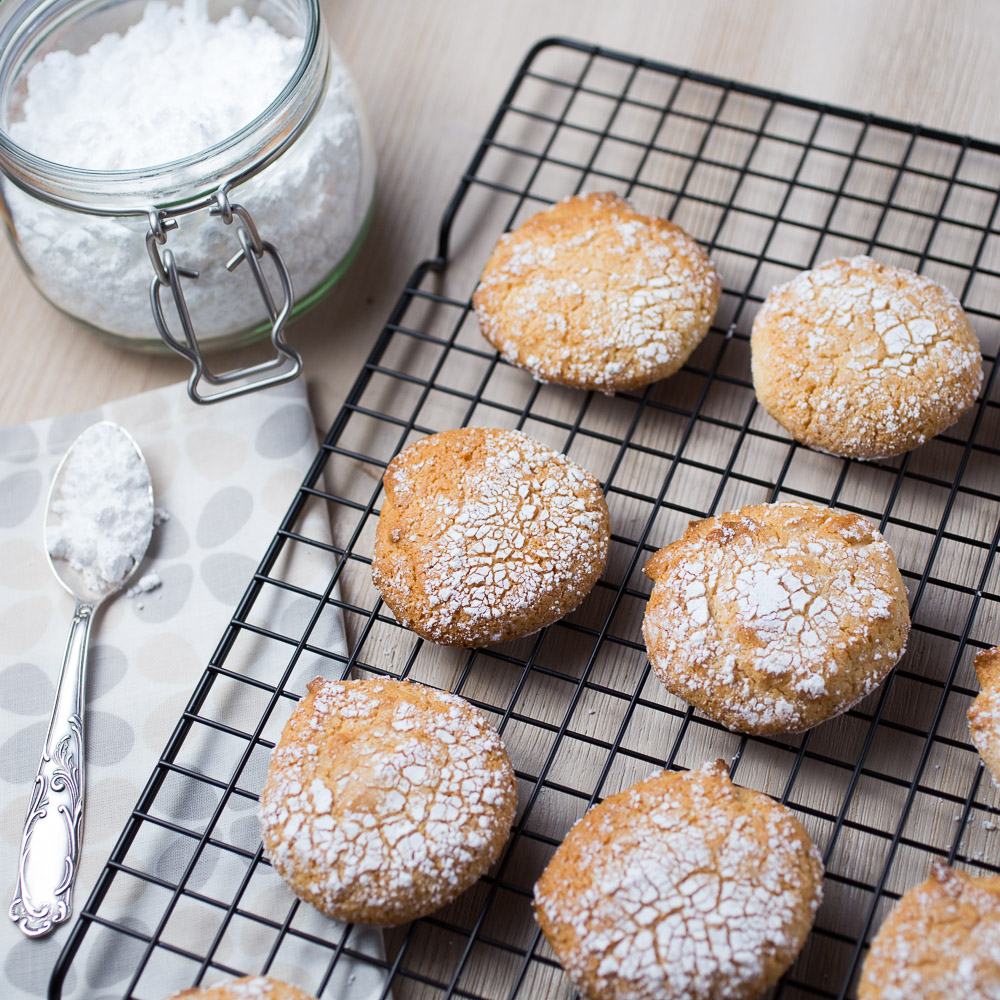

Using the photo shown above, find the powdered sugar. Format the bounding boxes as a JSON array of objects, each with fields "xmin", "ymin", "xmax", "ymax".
[
  {"xmin": 10, "ymin": 0, "xmax": 299, "ymax": 169},
  {"xmin": 188, "ymin": 976, "xmax": 312, "ymax": 1000},
  {"xmin": 795, "ymin": 256, "xmax": 957, "ymax": 378},
  {"xmin": 224, "ymin": 977, "xmax": 292, "ymax": 1000},
  {"xmin": 46, "ymin": 422, "xmax": 153, "ymax": 595},
  {"xmin": 259, "ymin": 678, "xmax": 516, "ymax": 924},
  {"xmin": 126, "ymin": 571, "xmax": 162, "ymax": 598},
  {"xmin": 534, "ymin": 760, "xmax": 823, "ymax": 1000}
]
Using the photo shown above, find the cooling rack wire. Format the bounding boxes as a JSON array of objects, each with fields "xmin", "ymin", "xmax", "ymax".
[{"xmin": 51, "ymin": 36, "xmax": 1000, "ymax": 1000}]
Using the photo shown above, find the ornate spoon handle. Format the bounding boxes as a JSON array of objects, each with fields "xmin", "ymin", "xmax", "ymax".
[{"xmin": 9, "ymin": 600, "xmax": 91, "ymax": 937}]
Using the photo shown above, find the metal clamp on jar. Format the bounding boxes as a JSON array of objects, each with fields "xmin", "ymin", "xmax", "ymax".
[{"xmin": 0, "ymin": 0, "xmax": 376, "ymax": 403}]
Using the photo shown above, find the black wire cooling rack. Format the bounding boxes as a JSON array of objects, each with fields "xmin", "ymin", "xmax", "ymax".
[{"xmin": 51, "ymin": 36, "xmax": 1000, "ymax": 1000}]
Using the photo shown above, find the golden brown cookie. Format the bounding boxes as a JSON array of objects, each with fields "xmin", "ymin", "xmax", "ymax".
[
  {"xmin": 534, "ymin": 759, "xmax": 823, "ymax": 1000},
  {"xmin": 259, "ymin": 677, "xmax": 517, "ymax": 926},
  {"xmin": 859, "ymin": 862, "xmax": 1000, "ymax": 999},
  {"xmin": 751, "ymin": 255, "xmax": 982, "ymax": 459},
  {"xmin": 372, "ymin": 426, "xmax": 609, "ymax": 647},
  {"xmin": 166, "ymin": 976, "xmax": 315, "ymax": 1000},
  {"xmin": 642, "ymin": 500, "xmax": 910, "ymax": 735},
  {"xmin": 968, "ymin": 645, "xmax": 1000, "ymax": 785},
  {"xmin": 473, "ymin": 191, "xmax": 721, "ymax": 392}
]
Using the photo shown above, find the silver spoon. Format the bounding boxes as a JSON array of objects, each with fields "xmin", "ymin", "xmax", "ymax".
[{"xmin": 9, "ymin": 421, "xmax": 154, "ymax": 938}]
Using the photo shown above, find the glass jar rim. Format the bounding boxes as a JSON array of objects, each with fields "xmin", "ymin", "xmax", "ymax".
[{"xmin": 0, "ymin": 0, "xmax": 325, "ymax": 216}]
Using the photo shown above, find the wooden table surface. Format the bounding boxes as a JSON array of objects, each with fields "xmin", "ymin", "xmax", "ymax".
[{"xmin": 2, "ymin": 0, "xmax": 999, "ymax": 429}]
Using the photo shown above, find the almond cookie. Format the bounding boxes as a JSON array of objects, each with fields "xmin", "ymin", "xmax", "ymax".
[
  {"xmin": 751, "ymin": 256, "xmax": 982, "ymax": 459},
  {"xmin": 166, "ymin": 977, "xmax": 315, "ymax": 1000},
  {"xmin": 473, "ymin": 191, "xmax": 721, "ymax": 393},
  {"xmin": 968, "ymin": 645, "xmax": 1000, "ymax": 785},
  {"xmin": 859, "ymin": 862, "xmax": 1000, "ymax": 999},
  {"xmin": 534, "ymin": 759, "xmax": 824, "ymax": 1000},
  {"xmin": 372, "ymin": 426, "xmax": 609, "ymax": 647},
  {"xmin": 642, "ymin": 500, "xmax": 910, "ymax": 735},
  {"xmin": 259, "ymin": 677, "xmax": 517, "ymax": 926}
]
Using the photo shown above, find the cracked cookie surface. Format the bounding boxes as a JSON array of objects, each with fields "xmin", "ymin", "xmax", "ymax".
[
  {"xmin": 473, "ymin": 191, "xmax": 721, "ymax": 392},
  {"xmin": 751, "ymin": 256, "xmax": 982, "ymax": 459},
  {"xmin": 167, "ymin": 977, "xmax": 316, "ymax": 1000},
  {"xmin": 372, "ymin": 426, "xmax": 610, "ymax": 647},
  {"xmin": 259, "ymin": 677, "xmax": 517, "ymax": 926},
  {"xmin": 534, "ymin": 759, "xmax": 824, "ymax": 1000},
  {"xmin": 859, "ymin": 862, "xmax": 1000, "ymax": 999},
  {"xmin": 642, "ymin": 501, "xmax": 910, "ymax": 735},
  {"xmin": 968, "ymin": 645, "xmax": 1000, "ymax": 786}
]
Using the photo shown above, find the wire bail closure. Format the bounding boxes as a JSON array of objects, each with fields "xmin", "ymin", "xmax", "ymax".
[{"xmin": 147, "ymin": 190, "xmax": 303, "ymax": 404}]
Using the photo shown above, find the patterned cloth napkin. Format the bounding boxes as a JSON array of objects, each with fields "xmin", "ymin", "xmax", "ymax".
[{"xmin": 0, "ymin": 379, "xmax": 383, "ymax": 999}]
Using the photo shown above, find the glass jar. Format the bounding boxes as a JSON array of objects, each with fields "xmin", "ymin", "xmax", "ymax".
[{"xmin": 0, "ymin": 0, "xmax": 376, "ymax": 400}]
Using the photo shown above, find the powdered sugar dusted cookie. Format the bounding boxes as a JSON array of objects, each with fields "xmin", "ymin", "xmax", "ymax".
[
  {"xmin": 534, "ymin": 759, "xmax": 823, "ymax": 1000},
  {"xmin": 259, "ymin": 677, "xmax": 517, "ymax": 926},
  {"xmin": 473, "ymin": 191, "xmax": 721, "ymax": 392},
  {"xmin": 968, "ymin": 645, "xmax": 1000, "ymax": 785},
  {"xmin": 642, "ymin": 501, "xmax": 910, "ymax": 735},
  {"xmin": 859, "ymin": 861, "xmax": 1000, "ymax": 999},
  {"xmin": 751, "ymin": 256, "xmax": 982, "ymax": 459},
  {"xmin": 372, "ymin": 427, "xmax": 610, "ymax": 647},
  {"xmin": 166, "ymin": 977, "xmax": 315, "ymax": 1000}
]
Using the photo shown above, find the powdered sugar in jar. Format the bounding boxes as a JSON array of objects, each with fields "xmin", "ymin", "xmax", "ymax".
[{"xmin": 0, "ymin": 0, "xmax": 375, "ymax": 401}]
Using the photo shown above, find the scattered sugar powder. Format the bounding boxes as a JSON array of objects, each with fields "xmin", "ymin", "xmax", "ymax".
[
  {"xmin": 223, "ymin": 978, "xmax": 317, "ymax": 1000},
  {"xmin": 227, "ymin": 979, "xmax": 280, "ymax": 1000},
  {"xmin": 126, "ymin": 571, "xmax": 162, "ymax": 598},
  {"xmin": 4, "ymin": 0, "xmax": 373, "ymax": 340},
  {"xmin": 47, "ymin": 423, "xmax": 153, "ymax": 594}
]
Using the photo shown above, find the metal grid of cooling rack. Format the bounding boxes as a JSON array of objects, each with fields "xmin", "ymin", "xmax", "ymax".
[{"xmin": 51, "ymin": 36, "xmax": 1000, "ymax": 1000}]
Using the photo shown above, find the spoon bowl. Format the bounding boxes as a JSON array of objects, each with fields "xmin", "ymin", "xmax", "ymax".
[
  {"xmin": 9, "ymin": 421, "xmax": 154, "ymax": 938},
  {"xmin": 44, "ymin": 421, "xmax": 154, "ymax": 604}
]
